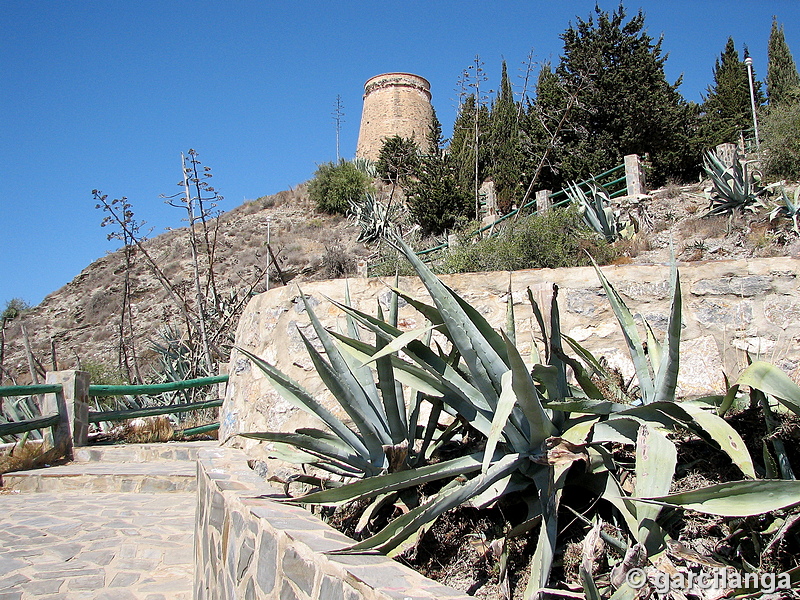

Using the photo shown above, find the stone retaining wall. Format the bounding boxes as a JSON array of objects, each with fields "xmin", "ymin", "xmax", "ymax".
[
  {"xmin": 195, "ymin": 446, "xmax": 471, "ymax": 600},
  {"xmin": 221, "ymin": 257, "xmax": 800, "ymax": 468}
]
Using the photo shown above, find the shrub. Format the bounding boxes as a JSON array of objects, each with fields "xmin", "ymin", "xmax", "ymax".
[
  {"xmin": 439, "ymin": 206, "xmax": 617, "ymax": 273},
  {"xmin": 320, "ymin": 241, "xmax": 356, "ymax": 279},
  {"xmin": 307, "ymin": 160, "xmax": 372, "ymax": 214},
  {"xmin": 761, "ymin": 101, "xmax": 800, "ymax": 180},
  {"xmin": 1, "ymin": 298, "xmax": 31, "ymax": 321}
]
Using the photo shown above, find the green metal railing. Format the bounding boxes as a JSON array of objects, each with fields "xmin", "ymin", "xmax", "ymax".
[
  {"xmin": 0, "ymin": 384, "xmax": 63, "ymax": 397},
  {"xmin": 368, "ymin": 163, "xmax": 628, "ymax": 275},
  {"xmin": 0, "ymin": 375, "xmax": 228, "ymax": 440}
]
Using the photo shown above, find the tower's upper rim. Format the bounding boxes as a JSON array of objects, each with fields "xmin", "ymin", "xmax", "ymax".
[{"xmin": 363, "ymin": 73, "xmax": 431, "ymax": 94}]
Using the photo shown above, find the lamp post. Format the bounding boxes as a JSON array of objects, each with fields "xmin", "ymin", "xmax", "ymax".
[{"xmin": 744, "ymin": 57, "xmax": 761, "ymax": 151}]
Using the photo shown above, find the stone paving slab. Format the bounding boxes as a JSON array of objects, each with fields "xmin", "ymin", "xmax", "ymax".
[{"xmin": 0, "ymin": 491, "xmax": 194, "ymax": 599}]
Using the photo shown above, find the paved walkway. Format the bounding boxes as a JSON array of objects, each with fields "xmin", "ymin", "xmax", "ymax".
[{"xmin": 0, "ymin": 442, "xmax": 212, "ymax": 600}]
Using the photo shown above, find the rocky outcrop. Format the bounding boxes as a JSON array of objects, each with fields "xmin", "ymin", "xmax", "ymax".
[{"xmin": 222, "ymin": 257, "xmax": 800, "ymax": 469}]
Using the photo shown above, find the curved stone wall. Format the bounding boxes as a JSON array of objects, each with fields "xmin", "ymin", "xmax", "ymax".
[
  {"xmin": 355, "ymin": 73, "xmax": 434, "ymax": 161},
  {"xmin": 221, "ymin": 258, "xmax": 800, "ymax": 469}
]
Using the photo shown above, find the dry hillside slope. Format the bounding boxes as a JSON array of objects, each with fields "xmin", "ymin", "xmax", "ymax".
[{"xmin": 1, "ymin": 185, "xmax": 371, "ymax": 383}]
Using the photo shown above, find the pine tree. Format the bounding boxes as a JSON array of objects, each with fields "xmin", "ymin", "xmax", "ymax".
[
  {"xmin": 555, "ymin": 5, "xmax": 695, "ymax": 185},
  {"xmin": 699, "ymin": 37, "xmax": 764, "ymax": 148},
  {"xmin": 767, "ymin": 17, "xmax": 800, "ymax": 106}
]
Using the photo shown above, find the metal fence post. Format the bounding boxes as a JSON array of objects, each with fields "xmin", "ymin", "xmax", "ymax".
[
  {"xmin": 624, "ymin": 154, "xmax": 647, "ymax": 196},
  {"xmin": 43, "ymin": 370, "xmax": 89, "ymax": 459}
]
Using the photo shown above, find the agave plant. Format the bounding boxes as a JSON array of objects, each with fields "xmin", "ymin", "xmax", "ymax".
[
  {"xmin": 238, "ymin": 231, "xmax": 800, "ymax": 598},
  {"xmin": 769, "ymin": 186, "xmax": 800, "ymax": 234},
  {"xmin": 565, "ymin": 181, "xmax": 634, "ymax": 243},
  {"xmin": 703, "ymin": 149, "xmax": 765, "ymax": 216},
  {"xmin": 348, "ymin": 193, "xmax": 395, "ymax": 244},
  {"xmin": 235, "ymin": 280, "xmax": 461, "ymax": 488}
]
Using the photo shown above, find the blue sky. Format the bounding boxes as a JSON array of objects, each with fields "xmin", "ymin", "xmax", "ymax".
[{"xmin": 2, "ymin": 1, "xmax": 798, "ymax": 307}]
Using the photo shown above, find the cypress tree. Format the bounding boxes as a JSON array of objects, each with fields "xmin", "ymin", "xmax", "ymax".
[
  {"xmin": 408, "ymin": 113, "xmax": 472, "ymax": 236},
  {"xmin": 699, "ymin": 37, "xmax": 763, "ymax": 148},
  {"xmin": 766, "ymin": 17, "xmax": 800, "ymax": 106},
  {"xmin": 491, "ymin": 61, "xmax": 522, "ymax": 213}
]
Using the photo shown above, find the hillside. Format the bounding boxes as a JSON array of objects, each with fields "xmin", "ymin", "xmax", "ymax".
[
  {"xmin": 2, "ymin": 178, "xmax": 799, "ymax": 386},
  {"xmin": 0, "ymin": 185, "xmax": 372, "ymax": 384}
]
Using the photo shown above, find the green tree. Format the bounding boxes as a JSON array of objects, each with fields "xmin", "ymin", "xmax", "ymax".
[
  {"xmin": 407, "ymin": 116, "xmax": 472, "ymax": 236},
  {"xmin": 375, "ymin": 135, "xmax": 419, "ymax": 186},
  {"xmin": 699, "ymin": 38, "xmax": 764, "ymax": 148},
  {"xmin": 761, "ymin": 102, "xmax": 800, "ymax": 179},
  {"xmin": 766, "ymin": 17, "xmax": 800, "ymax": 107},
  {"xmin": 518, "ymin": 61, "xmax": 575, "ymax": 194},
  {"xmin": 490, "ymin": 61, "xmax": 522, "ymax": 214},
  {"xmin": 555, "ymin": 4, "xmax": 696, "ymax": 184},
  {"xmin": 308, "ymin": 160, "xmax": 372, "ymax": 214}
]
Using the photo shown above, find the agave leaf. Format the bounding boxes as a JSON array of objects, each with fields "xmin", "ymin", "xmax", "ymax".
[
  {"xmin": 503, "ymin": 332, "xmax": 557, "ymax": 445},
  {"xmin": 591, "ymin": 258, "xmax": 655, "ymax": 403},
  {"xmin": 373, "ymin": 329, "xmax": 408, "ymax": 445},
  {"xmin": 334, "ymin": 453, "xmax": 527, "ymax": 554},
  {"xmin": 391, "ymin": 288, "xmax": 445, "ymax": 329},
  {"xmin": 392, "ymin": 235, "xmax": 508, "ymax": 405},
  {"xmin": 235, "ymin": 347, "xmax": 372, "ymax": 460},
  {"xmin": 560, "ymin": 416, "xmax": 599, "ymax": 445},
  {"xmin": 671, "ymin": 400, "xmax": 755, "ymax": 479},
  {"xmin": 389, "ymin": 273, "xmax": 400, "ymax": 328},
  {"xmin": 763, "ymin": 441, "xmax": 780, "ymax": 480},
  {"xmin": 299, "ymin": 295, "xmax": 392, "ymax": 440},
  {"xmin": 735, "ymin": 361, "xmax": 800, "ymax": 417},
  {"xmin": 592, "ymin": 419, "xmax": 642, "ymax": 444},
  {"xmin": 470, "ymin": 473, "xmax": 533, "ymax": 509},
  {"xmin": 359, "ymin": 323, "xmax": 438, "ymax": 366},
  {"xmin": 240, "ymin": 431, "xmax": 375, "ymax": 474},
  {"xmin": 602, "ymin": 472, "xmax": 643, "ymax": 542},
  {"xmin": 634, "ymin": 424, "xmax": 676, "ymax": 554},
  {"xmin": 643, "ymin": 320, "xmax": 662, "ymax": 375},
  {"xmin": 483, "ymin": 371, "xmax": 522, "ymax": 473},
  {"xmin": 331, "ymin": 331, "xmax": 445, "ymax": 398},
  {"xmin": 297, "ymin": 329, "xmax": 391, "ymax": 455},
  {"xmin": 545, "ymin": 398, "xmax": 630, "ymax": 415},
  {"xmin": 527, "ymin": 288, "xmax": 550, "ymax": 363},
  {"xmin": 506, "ymin": 283, "xmax": 516, "ymax": 346},
  {"xmin": 634, "ymin": 480, "xmax": 800, "ymax": 517},
  {"xmin": 355, "ymin": 491, "xmax": 398, "ymax": 536},
  {"xmin": 330, "ymin": 300, "xmax": 493, "ymax": 414},
  {"xmin": 288, "ymin": 451, "xmax": 492, "ymax": 506},
  {"xmin": 652, "ymin": 262, "xmax": 681, "ymax": 405},
  {"xmin": 525, "ymin": 464, "xmax": 570, "ymax": 599},
  {"xmin": 343, "ymin": 280, "xmax": 360, "ymax": 341}
]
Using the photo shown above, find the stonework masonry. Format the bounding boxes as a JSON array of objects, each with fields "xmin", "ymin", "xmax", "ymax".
[
  {"xmin": 222, "ymin": 257, "xmax": 800, "ymax": 470},
  {"xmin": 355, "ymin": 73, "xmax": 434, "ymax": 161},
  {"xmin": 195, "ymin": 446, "xmax": 472, "ymax": 600}
]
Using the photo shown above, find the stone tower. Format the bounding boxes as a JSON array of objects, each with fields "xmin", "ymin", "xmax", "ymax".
[{"xmin": 355, "ymin": 73, "xmax": 434, "ymax": 161}]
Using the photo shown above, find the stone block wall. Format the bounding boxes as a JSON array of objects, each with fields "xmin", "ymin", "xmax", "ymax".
[
  {"xmin": 221, "ymin": 258, "xmax": 800, "ymax": 468},
  {"xmin": 195, "ymin": 446, "xmax": 471, "ymax": 600}
]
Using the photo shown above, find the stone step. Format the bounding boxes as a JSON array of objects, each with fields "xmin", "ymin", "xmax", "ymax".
[
  {"xmin": 72, "ymin": 440, "xmax": 218, "ymax": 463},
  {"xmin": 0, "ymin": 441, "xmax": 218, "ymax": 493},
  {"xmin": 1, "ymin": 460, "xmax": 197, "ymax": 493}
]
